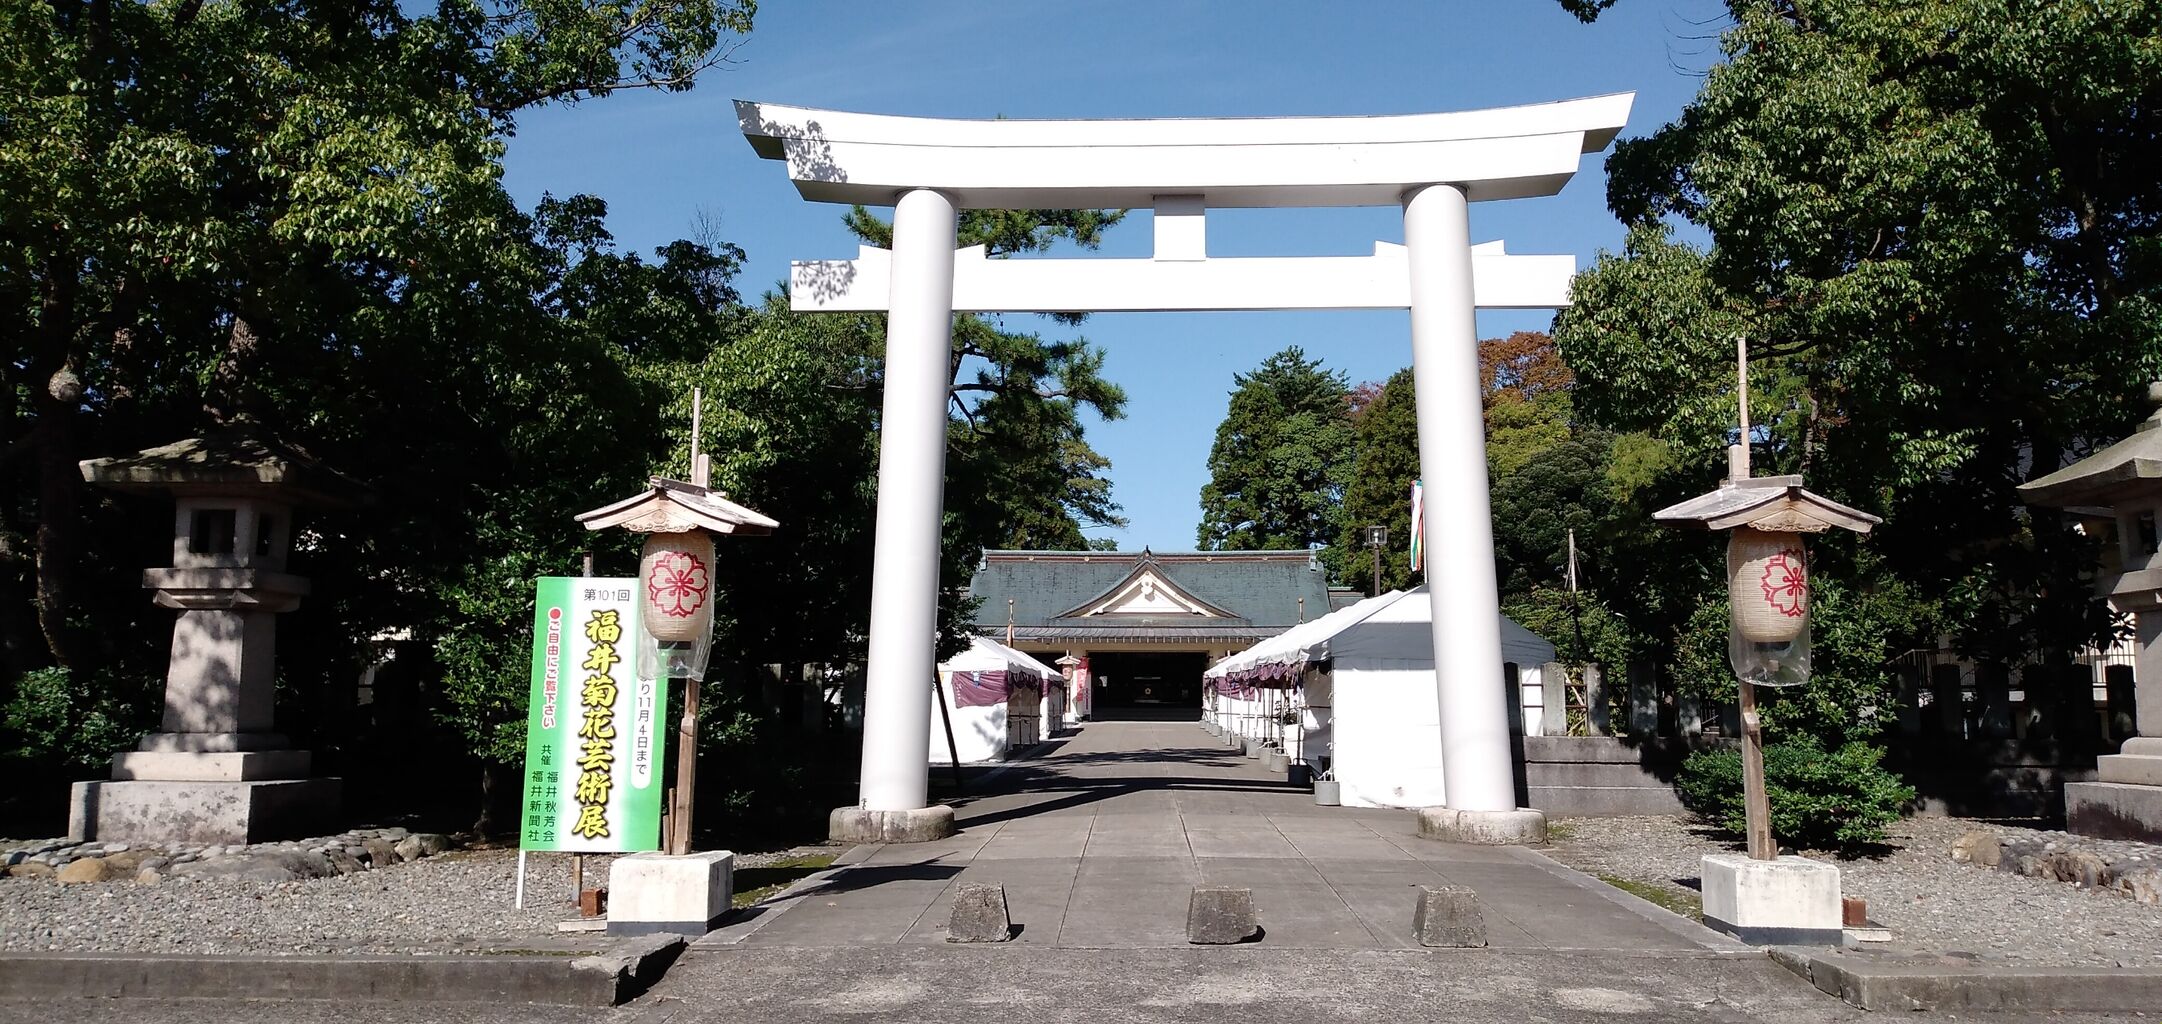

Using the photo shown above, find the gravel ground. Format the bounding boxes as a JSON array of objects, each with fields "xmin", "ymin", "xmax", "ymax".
[
  {"xmin": 1546, "ymin": 815, "xmax": 2162, "ymax": 968},
  {"xmin": 0, "ymin": 844, "xmax": 841, "ymax": 955}
]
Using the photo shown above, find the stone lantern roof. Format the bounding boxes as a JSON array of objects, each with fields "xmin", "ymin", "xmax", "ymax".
[
  {"xmin": 1653, "ymin": 473, "xmax": 1880, "ymax": 535},
  {"xmin": 576, "ymin": 477, "xmax": 779, "ymax": 536},
  {"xmin": 79, "ymin": 426, "xmax": 365, "ymax": 507},
  {"xmin": 2018, "ymin": 384, "xmax": 2162, "ymax": 509}
]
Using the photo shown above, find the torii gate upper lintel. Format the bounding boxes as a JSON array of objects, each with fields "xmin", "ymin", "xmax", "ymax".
[{"xmin": 735, "ymin": 95, "xmax": 1635, "ymax": 844}]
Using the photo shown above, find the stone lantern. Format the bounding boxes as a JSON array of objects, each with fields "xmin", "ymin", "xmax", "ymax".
[
  {"xmin": 71, "ymin": 428, "xmax": 360, "ymax": 844},
  {"xmin": 2017, "ymin": 382, "xmax": 2162, "ymax": 842}
]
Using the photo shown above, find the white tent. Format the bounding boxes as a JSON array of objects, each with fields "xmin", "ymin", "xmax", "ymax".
[
  {"xmin": 1204, "ymin": 586, "xmax": 1558, "ymax": 809},
  {"xmin": 929, "ymin": 636, "xmax": 1062, "ymax": 764}
]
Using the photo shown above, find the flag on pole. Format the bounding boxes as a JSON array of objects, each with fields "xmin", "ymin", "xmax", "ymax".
[{"xmin": 1408, "ymin": 480, "xmax": 1425, "ymax": 573}]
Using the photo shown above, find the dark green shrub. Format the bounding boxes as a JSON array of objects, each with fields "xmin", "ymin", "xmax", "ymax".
[
  {"xmin": 1674, "ymin": 737, "xmax": 1915, "ymax": 851},
  {"xmin": 2, "ymin": 667, "xmax": 147, "ymax": 774}
]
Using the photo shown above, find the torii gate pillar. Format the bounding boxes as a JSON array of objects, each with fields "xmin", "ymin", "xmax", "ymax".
[
  {"xmin": 1406, "ymin": 183, "xmax": 1526, "ymax": 826},
  {"xmin": 739, "ymin": 95, "xmax": 1632, "ymax": 845},
  {"xmin": 847, "ymin": 187, "xmax": 959, "ymax": 838}
]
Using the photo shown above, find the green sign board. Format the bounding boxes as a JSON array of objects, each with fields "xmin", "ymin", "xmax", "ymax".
[{"xmin": 519, "ymin": 576, "xmax": 667, "ymax": 852}]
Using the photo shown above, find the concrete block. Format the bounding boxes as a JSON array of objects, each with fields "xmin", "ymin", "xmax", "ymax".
[
  {"xmin": 1415, "ymin": 807, "xmax": 1548, "ymax": 845},
  {"xmin": 945, "ymin": 882, "xmax": 1014, "ymax": 943},
  {"xmin": 1261, "ymin": 751, "xmax": 1288, "ymax": 773},
  {"xmin": 109, "ymin": 749, "xmax": 311, "ymax": 782},
  {"xmin": 1313, "ymin": 780, "xmax": 1341, "ymax": 806},
  {"xmin": 828, "ymin": 805, "xmax": 956, "ymax": 845},
  {"xmin": 606, "ymin": 851, "xmax": 733, "ymax": 937},
  {"xmin": 2065, "ymin": 781, "xmax": 2162, "ymax": 843},
  {"xmin": 1411, "ymin": 886, "xmax": 1486, "ymax": 947},
  {"xmin": 2098, "ymin": 753, "xmax": 2162, "ymax": 787},
  {"xmin": 2123, "ymin": 736, "xmax": 2162, "ymax": 756},
  {"xmin": 1700, "ymin": 853, "xmax": 1842, "ymax": 946},
  {"xmin": 1186, "ymin": 886, "xmax": 1259, "ymax": 944},
  {"xmin": 69, "ymin": 777, "xmax": 339, "ymax": 845}
]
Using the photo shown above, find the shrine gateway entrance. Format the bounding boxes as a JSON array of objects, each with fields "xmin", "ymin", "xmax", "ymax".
[{"xmin": 735, "ymin": 94, "xmax": 1633, "ymax": 845}]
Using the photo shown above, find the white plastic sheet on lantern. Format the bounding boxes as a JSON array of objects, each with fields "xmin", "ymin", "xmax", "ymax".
[
  {"xmin": 1726, "ymin": 527, "xmax": 1811, "ymax": 687},
  {"xmin": 638, "ymin": 530, "xmax": 716, "ymax": 678}
]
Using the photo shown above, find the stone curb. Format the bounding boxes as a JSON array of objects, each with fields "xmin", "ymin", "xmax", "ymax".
[
  {"xmin": 1769, "ymin": 946, "xmax": 2162, "ymax": 1013},
  {"xmin": 691, "ymin": 858, "xmax": 863, "ymax": 948},
  {"xmin": 0, "ymin": 935, "xmax": 684, "ymax": 1006},
  {"xmin": 1500, "ymin": 846, "xmax": 1755, "ymax": 954}
]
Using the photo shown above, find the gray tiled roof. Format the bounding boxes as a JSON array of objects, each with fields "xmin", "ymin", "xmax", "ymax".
[{"xmin": 968, "ymin": 549, "xmax": 1334, "ymax": 631}]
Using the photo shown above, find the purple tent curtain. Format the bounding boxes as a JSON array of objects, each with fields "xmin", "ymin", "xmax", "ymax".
[
  {"xmin": 951, "ymin": 669, "xmax": 1010, "ymax": 709},
  {"xmin": 1215, "ymin": 662, "xmax": 1303, "ymax": 690}
]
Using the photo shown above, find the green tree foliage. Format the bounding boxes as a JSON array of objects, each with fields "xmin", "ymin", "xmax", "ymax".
[
  {"xmin": 1553, "ymin": 0, "xmax": 2162, "ymax": 833},
  {"xmin": 1556, "ymin": 0, "xmax": 2158, "ymax": 668},
  {"xmin": 1334, "ymin": 369, "xmax": 1419, "ymax": 593},
  {"xmin": 1198, "ymin": 347, "xmax": 1356, "ymax": 554},
  {"xmin": 0, "ymin": 1, "xmax": 762, "ymax": 823},
  {"xmin": 1, "ymin": 1, "xmax": 1138, "ymax": 837}
]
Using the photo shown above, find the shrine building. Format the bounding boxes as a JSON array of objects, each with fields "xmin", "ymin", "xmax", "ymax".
[{"xmin": 968, "ymin": 549, "xmax": 1358, "ymax": 719}]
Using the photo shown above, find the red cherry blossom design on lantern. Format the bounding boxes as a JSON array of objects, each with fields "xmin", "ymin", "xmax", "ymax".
[
  {"xmin": 1759, "ymin": 549, "xmax": 1807, "ymax": 618},
  {"xmin": 646, "ymin": 552, "xmax": 710, "ymax": 618}
]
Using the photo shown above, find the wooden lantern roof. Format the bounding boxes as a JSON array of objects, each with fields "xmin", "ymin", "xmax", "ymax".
[
  {"xmin": 575, "ymin": 477, "xmax": 778, "ymax": 536},
  {"xmin": 1653, "ymin": 473, "xmax": 1880, "ymax": 535}
]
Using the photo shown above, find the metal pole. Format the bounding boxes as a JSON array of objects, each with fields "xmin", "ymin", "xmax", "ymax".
[
  {"xmin": 1372, "ymin": 532, "xmax": 1382, "ymax": 597},
  {"xmin": 933, "ymin": 670, "xmax": 964, "ymax": 793},
  {"xmin": 577, "ymin": 551, "xmax": 596, "ymax": 886}
]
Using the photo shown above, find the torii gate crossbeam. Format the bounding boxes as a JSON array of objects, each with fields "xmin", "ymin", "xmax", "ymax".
[{"xmin": 737, "ymin": 95, "xmax": 1633, "ymax": 845}]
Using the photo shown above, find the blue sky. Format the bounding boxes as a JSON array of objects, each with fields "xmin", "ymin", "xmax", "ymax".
[{"xmin": 501, "ymin": 1, "xmax": 1726, "ymax": 550}]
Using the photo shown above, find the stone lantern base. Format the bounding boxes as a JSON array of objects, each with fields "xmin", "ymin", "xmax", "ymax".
[
  {"xmin": 2066, "ymin": 737, "xmax": 2162, "ymax": 843},
  {"xmin": 69, "ymin": 777, "xmax": 341, "ymax": 846},
  {"xmin": 69, "ymin": 740, "xmax": 340, "ymax": 845}
]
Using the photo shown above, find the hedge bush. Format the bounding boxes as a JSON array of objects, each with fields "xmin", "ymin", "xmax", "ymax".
[{"xmin": 1674, "ymin": 737, "xmax": 1915, "ymax": 851}]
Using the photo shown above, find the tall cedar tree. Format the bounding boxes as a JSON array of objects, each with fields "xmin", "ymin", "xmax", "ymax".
[
  {"xmin": 1334, "ymin": 369, "xmax": 1419, "ymax": 594},
  {"xmin": 1197, "ymin": 347, "xmax": 1356, "ymax": 554}
]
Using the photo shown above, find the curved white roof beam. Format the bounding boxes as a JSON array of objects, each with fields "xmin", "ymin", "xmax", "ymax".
[{"xmin": 735, "ymin": 95, "xmax": 1634, "ymax": 209}]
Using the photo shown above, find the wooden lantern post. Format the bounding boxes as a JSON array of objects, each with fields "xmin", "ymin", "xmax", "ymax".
[
  {"xmin": 575, "ymin": 392, "xmax": 778, "ymax": 855},
  {"xmin": 1654, "ymin": 342, "xmax": 1879, "ymax": 860}
]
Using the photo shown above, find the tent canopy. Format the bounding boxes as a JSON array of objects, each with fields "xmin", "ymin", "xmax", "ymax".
[
  {"xmin": 1203, "ymin": 585, "xmax": 1555, "ymax": 683},
  {"xmin": 947, "ymin": 635, "xmax": 1061, "ymax": 681}
]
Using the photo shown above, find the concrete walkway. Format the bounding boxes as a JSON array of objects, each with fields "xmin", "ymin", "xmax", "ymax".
[{"xmin": 703, "ymin": 721, "xmax": 1735, "ymax": 952}]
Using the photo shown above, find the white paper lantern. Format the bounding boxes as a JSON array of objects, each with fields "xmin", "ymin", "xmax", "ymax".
[
  {"xmin": 640, "ymin": 530, "xmax": 716, "ymax": 643},
  {"xmin": 1727, "ymin": 527, "xmax": 1808, "ymax": 643}
]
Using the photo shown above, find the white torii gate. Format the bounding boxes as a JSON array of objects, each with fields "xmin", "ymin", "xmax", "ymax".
[{"xmin": 737, "ymin": 95, "xmax": 1633, "ymax": 844}]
